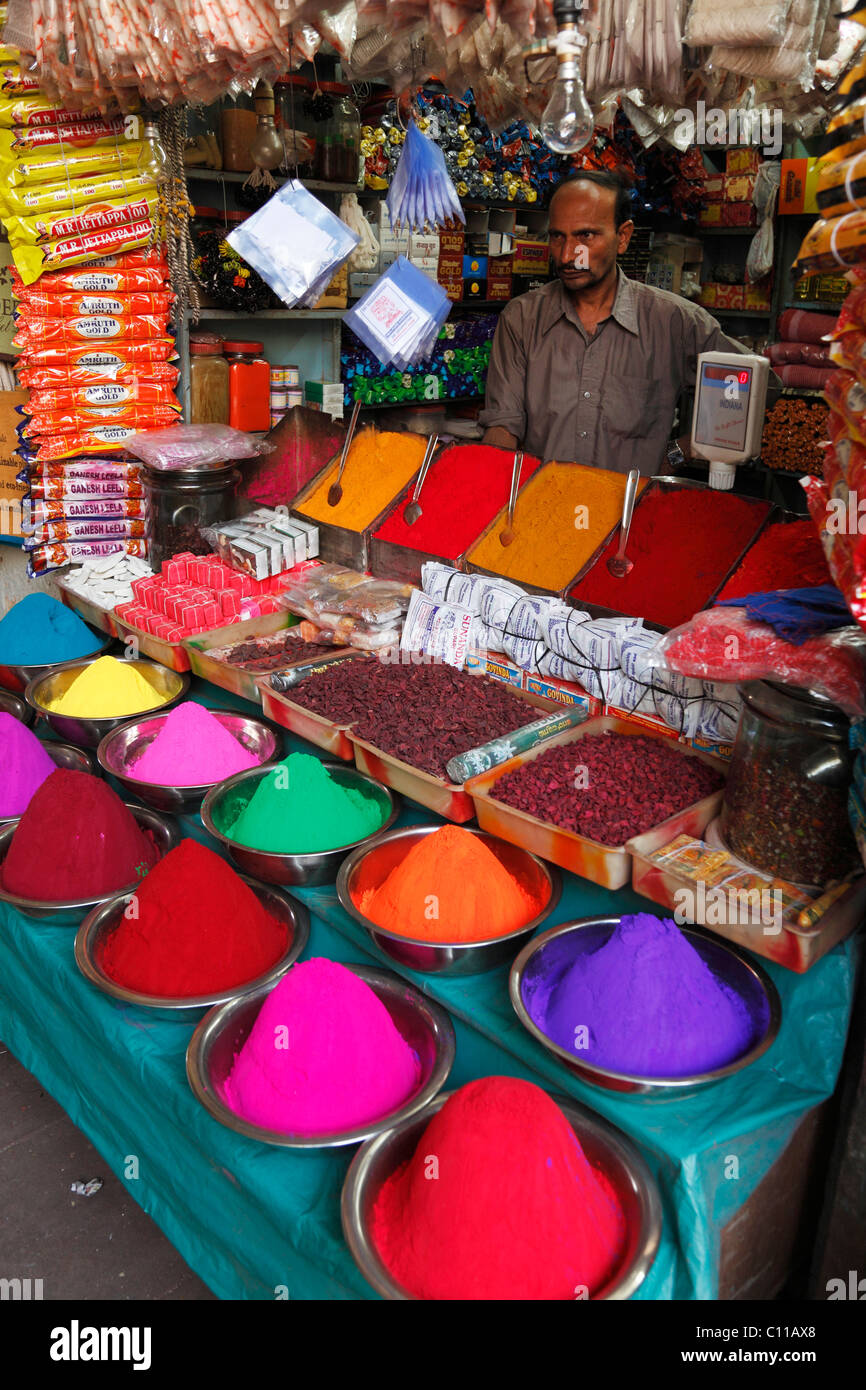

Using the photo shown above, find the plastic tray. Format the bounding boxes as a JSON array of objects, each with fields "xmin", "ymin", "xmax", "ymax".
[
  {"xmin": 55, "ymin": 578, "xmax": 119, "ymax": 637},
  {"xmin": 628, "ymin": 822, "xmax": 866, "ymax": 973},
  {"xmin": 260, "ymin": 675, "xmax": 363, "ymax": 760},
  {"xmin": 183, "ymin": 610, "xmax": 302, "ymax": 705},
  {"xmin": 465, "ymin": 716, "xmax": 727, "ymax": 890},
  {"xmin": 113, "ymin": 616, "xmax": 191, "ymax": 673}
]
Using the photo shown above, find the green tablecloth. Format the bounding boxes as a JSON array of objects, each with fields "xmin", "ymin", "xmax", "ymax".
[{"xmin": 0, "ymin": 682, "xmax": 857, "ymax": 1300}]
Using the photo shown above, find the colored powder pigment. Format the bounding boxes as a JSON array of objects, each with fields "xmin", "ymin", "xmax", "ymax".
[
  {"xmin": 0, "ymin": 713, "xmax": 58, "ymax": 817},
  {"xmin": 571, "ymin": 487, "xmax": 770, "ymax": 628},
  {"xmin": 222, "ymin": 957, "xmax": 421, "ymax": 1134},
  {"xmin": 289, "ymin": 660, "xmax": 537, "ymax": 779},
  {"xmin": 373, "ymin": 444, "xmax": 542, "ymax": 558},
  {"xmin": 218, "ymin": 750, "xmax": 386, "ymax": 853},
  {"xmin": 491, "ymin": 734, "xmax": 723, "ymax": 844},
  {"xmin": 100, "ymin": 839, "xmax": 288, "ymax": 997},
  {"xmin": 0, "ymin": 768, "xmax": 159, "ymax": 901},
  {"xmin": 372, "ymin": 1076, "xmax": 626, "ymax": 1300},
  {"xmin": 358, "ymin": 825, "xmax": 540, "ymax": 942},
  {"xmin": 715, "ymin": 519, "xmax": 831, "ymax": 601},
  {"xmin": 130, "ymin": 701, "xmax": 260, "ymax": 785},
  {"xmin": 467, "ymin": 462, "xmax": 645, "ymax": 590},
  {"xmin": 300, "ymin": 429, "xmax": 427, "ymax": 531},
  {"xmin": 46, "ymin": 655, "xmax": 168, "ymax": 717},
  {"xmin": 526, "ymin": 913, "xmax": 758, "ymax": 1078},
  {"xmin": 0, "ymin": 592, "xmax": 102, "ymax": 666}
]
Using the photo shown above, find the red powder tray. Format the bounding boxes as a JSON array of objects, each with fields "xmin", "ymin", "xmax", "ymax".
[
  {"xmin": 566, "ymin": 477, "xmax": 774, "ymax": 633},
  {"xmin": 349, "ymin": 685, "xmax": 565, "ymax": 824},
  {"xmin": 465, "ymin": 716, "xmax": 726, "ymax": 890},
  {"xmin": 628, "ymin": 822, "xmax": 866, "ymax": 973},
  {"xmin": 55, "ymin": 577, "xmax": 119, "ymax": 638},
  {"xmin": 183, "ymin": 610, "xmax": 303, "ymax": 705}
]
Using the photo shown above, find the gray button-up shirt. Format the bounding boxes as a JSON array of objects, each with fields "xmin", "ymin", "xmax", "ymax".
[{"xmin": 479, "ymin": 269, "xmax": 748, "ymax": 474}]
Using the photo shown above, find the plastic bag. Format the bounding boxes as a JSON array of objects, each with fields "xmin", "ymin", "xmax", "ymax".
[
  {"xmin": 793, "ymin": 209, "xmax": 866, "ymax": 276},
  {"xmin": 684, "ymin": 0, "xmax": 792, "ymax": 47},
  {"xmin": 341, "ymin": 193, "xmax": 379, "ymax": 272},
  {"xmin": 386, "ymin": 119, "xmax": 464, "ymax": 233},
  {"xmin": 227, "ymin": 179, "xmax": 359, "ymax": 309},
  {"xmin": 122, "ymin": 423, "xmax": 272, "ymax": 471},
  {"xmin": 647, "ymin": 606, "xmax": 866, "ymax": 716},
  {"xmin": 747, "ymin": 161, "xmax": 781, "ymax": 282},
  {"xmin": 344, "ymin": 256, "xmax": 451, "ymax": 369}
]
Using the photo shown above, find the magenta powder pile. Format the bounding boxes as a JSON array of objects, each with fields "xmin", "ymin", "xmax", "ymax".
[
  {"xmin": 130, "ymin": 701, "xmax": 261, "ymax": 785},
  {"xmin": 524, "ymin": 913, "xmax": 761, "ymax": 1078},
  {"xmin": 0, "ymin": 713, "xmax": 57, "ymax": 817},
  {"xmin": 222, "ymin": 957, "xmax": 421, "ymax": 1135}
]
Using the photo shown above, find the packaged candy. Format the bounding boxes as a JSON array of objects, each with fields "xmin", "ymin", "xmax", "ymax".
[
  {"xmin": 0, "ymin": 96, "xmax": 130, "ymax": 128},
  {"xmin": 21, "ymin": 403, "xmax": 180, "ymax": 435},
  {"xmin": 28, "ymin": 496, "xmax": 146, "ymax": 524},
  {"xmin": 794, "ymin": 210, "xmax": 866, "ymax": 277},
  {"xmin": 27, "ymin": 538, "xmax": 148, "ymax": 576},
  {"xmin": 0, "ymin": 119, "xmax": 130, "ymax": 158},
  {"xmin": 19, "ymin": 360, "xmax": 179, "ymax": 389},
  {"xmin": 5, "ymin": 189, "xmax": 159, "ymax": 247},
  {"xmin": 14, "ymin": 313, "xmax": 171, "ymax": 348},
  {"xmin": 24, "ymin": 425, "xmax": 143, "ymax": 459},
  {"xmin": 13, "ymin": 218, "xmax": 157, "ymax": 284},
  {"xmin": 14, "ymin": 291, "xmax": 173, "ymax": 317}
]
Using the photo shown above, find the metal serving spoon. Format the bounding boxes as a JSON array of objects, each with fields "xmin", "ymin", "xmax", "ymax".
[
  {"xmin": 327, "ymin": 399, "xmax": 362, "ymax": 508},
  {"xmin": 403, "ymin": 434, "xmax": 440, "ymax": 525},
  {"xmin": 606, "ymin": 468, "xmax": 640, "ymax": 578},
  {"xmin": 499, "ymin": 450, "xmax": 523, "ymax": 546}
]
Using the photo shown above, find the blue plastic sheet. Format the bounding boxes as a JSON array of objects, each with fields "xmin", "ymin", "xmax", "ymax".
[{"xmin": 0, "ymin": 681, "xmax": 858, "ymax": 1300}]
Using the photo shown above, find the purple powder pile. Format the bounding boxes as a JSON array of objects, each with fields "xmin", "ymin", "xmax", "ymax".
[{"xmin": 526, "ymin": 913, "xmax": 759, "ymax": 1078}]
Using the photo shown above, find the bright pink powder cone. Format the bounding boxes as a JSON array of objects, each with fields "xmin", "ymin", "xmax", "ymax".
[
  {"xmin": 222, "ymin": 957, "xmax": 421, "ymax": 1135},
  {"xmin": 130, "ymin": 701, "xmax": 261, "ymax": 785},
  {"xmin": 0, "ymin": 712, "xmax": 57, "ymax": 817}
]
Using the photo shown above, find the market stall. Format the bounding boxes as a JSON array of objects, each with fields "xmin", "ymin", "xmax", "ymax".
[{"xmin": 0, "ymin": 0, "xmax": 865, "ymax": 1310}]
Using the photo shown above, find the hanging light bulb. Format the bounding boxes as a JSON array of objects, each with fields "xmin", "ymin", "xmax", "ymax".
[
  {"xmin": 249, "ymin": 80, "xmax": 285, "ymax": 173},
  {"xmin": 138, "ymin": 119, "xmax": 169, "ymax": 186},
  {"xmin": 540, "ymin": 0, "xmax": 594, "ymax": 155}
]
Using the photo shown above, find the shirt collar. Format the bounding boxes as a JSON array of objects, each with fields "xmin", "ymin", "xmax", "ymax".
[{"xmin": 539, "ymin": 265, "xmax": 640, "ymax": 338}]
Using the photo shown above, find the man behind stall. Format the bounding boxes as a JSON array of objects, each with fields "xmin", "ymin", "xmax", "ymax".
[{"xmin": 480, "ymin": 170, "xmax": 749, "ymax": 475}]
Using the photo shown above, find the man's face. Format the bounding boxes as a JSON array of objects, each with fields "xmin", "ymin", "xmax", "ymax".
[{"xmin": 548, "ymin": 183, "xmax": 634, "ymax": 293}]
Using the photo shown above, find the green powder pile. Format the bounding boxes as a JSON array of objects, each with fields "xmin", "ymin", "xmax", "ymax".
[{"xmin": 220, "ymin": 751, "xmax": 386, "ymax": 853}]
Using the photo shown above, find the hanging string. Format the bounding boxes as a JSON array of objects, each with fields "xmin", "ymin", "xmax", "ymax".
[{"xmin": 157, "ymin": 105, "xmax": 199, "ymax": 327}]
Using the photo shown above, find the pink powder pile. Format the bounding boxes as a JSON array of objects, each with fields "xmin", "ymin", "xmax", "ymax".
[
  {"xmin": 222, "ymin": 957, "xmax": 422, "ymax": 1135},
  {"xmin": 130, "ymin": 701, "xmax": 261, "ymax": 786},
  {"xmin": 0, "ymin": 713, "xmax": 58, "ymax": 818}
]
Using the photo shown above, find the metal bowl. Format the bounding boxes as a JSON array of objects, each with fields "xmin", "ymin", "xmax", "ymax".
[
  {"xmin": 75, "ymin": 876, "xmax": 310, "ymax": 1023},
  {"xmin": 186, "ymin": 962, "xmax": 455, "ymax": 1146},
  {"xmin": 0, "ymin": 629, "xmax": 113, "ymax": 694},
  {"xmin": 97, "ymin": 710, "xmax": 283, "ymax": 814},
  {"xmin": 201, "ymin": 762, "xmax": 401, "ymax": 887},
  {"xmin": 25, "ymin": 656, "xmax": 190, "ymax": 749},
  {"xmin": 342, "ymin": 1088, "xmax": 662, "ymax": 1299},
  {"xmin": 336, "ymin": 825, "xmax": 561, "ymax": 975},
  {"xmin": 0, "ymin": 804, "xmax": 179, "ymax": 925},
  {"xmin": 510, "ymin": 917, "xmax": 781, "ymax": 1098},
  {"xmin": 0, "ymin": 689, "xmax": 34, "ymax": 726},
  {"xmin": 0, "ymin": 741, "xmax": 97, "ymax": 830}
]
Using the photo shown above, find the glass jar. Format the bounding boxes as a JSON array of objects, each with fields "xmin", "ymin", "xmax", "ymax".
[
  {"xmin": 274, "ymin": 75, "xmax": 316, "ymax": 176},
  {"xmin": 224, "ymin": 340, "xmax": 270, "ymax": 432},
  {"xmin": 719, "ymin": 680, "xmax": 858, "ymax": 887},
  {"xmin": 142, "ymin": 463, "xmax": 240, "ymax": 571},
  {"xmin": 189, "ymin": 336, "xmax": 229, "ymax": 425},
  {"xmin": 220, "ymin": 94, "xmax": 257, "ymax": 173},
  {"xmin": 315, "ymin": 82, "xmax": 361, "ymax": 183}
]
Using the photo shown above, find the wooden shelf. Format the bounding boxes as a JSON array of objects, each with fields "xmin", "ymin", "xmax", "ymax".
[
  {"xmin": 190, "ymin": 307, "xmax": 346, "ymax": 320},
  {"xmin": 713, "ymin": 308, "xmax": 772, "ymax": 318},
  {"xmin": 783, "ymin": 300, "xmax": 842, "ymax": 313},
  {"xmin": 698, "ymin": 227, "xmax": 758, "ymax": 236},
  {"xmin": 185, "ymin": 168, "xmax": 364, "ymax": 194}
]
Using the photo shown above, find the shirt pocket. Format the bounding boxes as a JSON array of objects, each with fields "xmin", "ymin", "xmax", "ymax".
[{"xmin": 601, "ymin": 374, "xmax": 668, "ymax": 440}]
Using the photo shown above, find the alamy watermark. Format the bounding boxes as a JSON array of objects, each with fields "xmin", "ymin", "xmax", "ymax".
[{"xmin": 673, "ymin": 101, "xmax": 782, "ymax": 158}]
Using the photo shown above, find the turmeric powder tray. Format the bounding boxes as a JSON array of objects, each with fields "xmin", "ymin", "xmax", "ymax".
[{"xmin": 465, "ymin": 717, "xmax": 727, "ymax": 890}]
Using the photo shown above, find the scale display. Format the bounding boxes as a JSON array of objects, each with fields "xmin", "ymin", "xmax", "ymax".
[{"xmin": 694, "ymin": 362, "xmax": 753, "ymax": 454}]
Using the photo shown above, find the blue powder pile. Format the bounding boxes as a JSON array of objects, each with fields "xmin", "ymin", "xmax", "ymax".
[
  {"xmin": 527, "ymin": 913, "xmax": 759, "ymax": 1079},
  {"xmin": 0, "ymin": 593, "xmax": 102, "ymax": 665}
]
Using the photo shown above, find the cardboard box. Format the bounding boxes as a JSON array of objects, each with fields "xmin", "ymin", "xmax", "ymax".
[
  {"xmin": 605, "ymin": 704, "xmax": 682, "ymax": 740},
  {"xmin": 463, "ymin": 277, "xmax": 487, "ymax": 299},
  {"xmin": 703, "ymin": 172, "xmax": 726, "ymax": 202},
  {"xmin": 348, "ymin": 272, "xmax": 378, "ymax": 298},
  {"xmin": 725, "ymin": 173, "xmax": 756, "ymax": 202},
  {"xmin": 0, "ymin": 388, "xmax": 27, "ymax": 538},
  {"xmin": 437, "ymin": 251, "xmax": 463, "ymax": 278},
  {"xmin": 714, "ymin": 283, "xmax": 746, "ymax": 309},
  {"xmin": 698, "ymin": 202, "xmax": 723, "ymax": 227},
  {"xmin": 744, "ymin": 281, "xmax": 772, "ymax": 310},
  {"xmin": 312, "ymin": 262, "xmax": 348, "ymax": 309},
  {"xmin": 523, "ymin": 672, "xmax": 601, "ymax": 717},
  {"xmin": 721, "ymin": 202, "xmax": 757, "ymax": 227},
  {"xmin": 464, "ymin": 650, "xmax": 523, "ymax": 687},
  {"xmin": 439, "ymin": 228, "xmax": 465, "ymax": 255},
  {"xmin": 304, "ymin": 380, "xmax": 343, "ymax": 420},
  {"xmin": 512, "ymin": 238, "xmax": 549, "ymax": 274},
  {"xmin": 439, "ymin": 278, "xmax": 463, "ymax": 302},
  {"xmin": 409, "ymin": 233, "xmax": 440, "ymax": 262},
  {"xmin": 726, "ymin": 148, "xmax": 761, "ymax": 175},
  {"xmin": 463, "ymin": 254, "xmax": 488, "ymax": 279},
  {"xmin": 699, "ymin": 282, "xmax": 719, "ymax": 308},
  {"xmin": 779, "ymin": 157, "xmax": 821, "ymax": 215}
]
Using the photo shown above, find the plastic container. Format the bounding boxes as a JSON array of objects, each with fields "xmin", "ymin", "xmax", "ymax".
[
  {"xmin": 719, "ymin": 680, "xmax": 859, "ymax": 887},
  {"xmin": 142, "ymin": 462, "xmax": 240, "ymax": 571},
  {"xmin": 225, "ymin": 341, "xmax": 270, "ymax": 432},
  {"xmin": 220, "ymin": 95, "xmax": 256, "ymax": 172},
  {"xmin": 274, "ymin": 75, "xmax": 316, "ymax": 176},
  {"xmin": 189, "ymin": 337, "xmax": 229, "ymax": 425},
  {"xmin": 315, "ymin": 83, "xmax": 361, "ymax": 184}
]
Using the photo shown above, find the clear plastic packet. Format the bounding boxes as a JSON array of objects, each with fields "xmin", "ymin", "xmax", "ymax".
[
  {"xmin": 226, "ymin": 179, "xmax": 359, "ymax": 309},
  {"xmin": 14, "ymin": 313, "xmax": 170, "ymax": 349},
  {"xmin": 386, "ymin": 119, "xmax": 464, "ymax": 233},
  {"xmin": 122, "ymin": 422, "xmax": 272, "ymax": 470},
  {"xmin": 344, "ymin": 257, "xmax": 451, "ymax": 369},
  {"xmin": 27, "ymin": 537, "xmax": 148, "ymax": 576},
  {"xmin": 13, "ymin": 216, "xmax": 157, "ymax": 284}
]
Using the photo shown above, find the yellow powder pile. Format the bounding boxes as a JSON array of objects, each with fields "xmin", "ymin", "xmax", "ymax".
[
  {"xmin": 467, "ymin": 462, "xmax": 648, "ymax": 591},
  {"xmin": 46, "ymin": 656, "xmax": 169, "ymax": 717},
  {"xmin": 299, "ymin": 429, "xmax": 428, "ymax": 531}
]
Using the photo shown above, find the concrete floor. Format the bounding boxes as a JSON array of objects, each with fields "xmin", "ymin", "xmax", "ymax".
[{"xmin": 0, "ymin": 1040, "xmax": 215, "ymax": 1301}]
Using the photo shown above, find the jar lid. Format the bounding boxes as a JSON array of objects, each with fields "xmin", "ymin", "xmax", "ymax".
[
  {"xmin": 189, "ymin": 340, "xmax": 224, "ymax": 355},
  {"xmin": 318, "ymin": 82, "xmax": 350, "ymax": 94},
  {"xmin": 222, "ymin": 340, "xmax": 264, "ymax": 353},
  {"xmin": 742, "ymin": 680, "xmax": 850, "ymax": 736}
]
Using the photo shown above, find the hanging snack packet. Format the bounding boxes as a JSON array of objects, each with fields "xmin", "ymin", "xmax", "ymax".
[
  {"xmin": 5, "ymin": 190, "xmax": 159, "ymax": 247},
  {"xmin": 19, "ymin": 361, "xmax": 179, "ymax": 390},
  {"xmin": 0, "ymin": 97, "xmax": 130, "ymax": 128},
  {"xmin": 14, "ymin": 313, "xmax": 171, "ymax": 348},
  {"xmin": 28, "ymin": 538, "xmax": 148, "ymax": 576},
  {"xmin": 0, "ymin": 141, "xmax": 146, "ymax": 188},
  {"xmin": 16, "ymin": 341, "xmax": 177, "ymax": 371},
  {"xmin": 27, "ymin": 382, "xmax": 179, "ymax": 411},
  {"xmin": 794, "ymin": 210, "xmax": 866, "ymax": 276},
  {"xmin": 13, "ymin": 265, "xmax": 167, "ymax": 294},
  {"xmin": 13, "ymin": 219, "xmax": 158, "ymax": 284},
  {"xmin": 0, "ymin": 170, "xmax": 155, "ymax": 220},
  {"xmin": 22, "ymin": 403, "xmax": 181, "ymax": 435},
  {"xmin": 14, "ymin": 290, "xmax": 173, "ymax": 316}
]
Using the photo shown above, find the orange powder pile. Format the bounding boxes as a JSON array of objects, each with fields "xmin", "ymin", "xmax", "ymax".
[
  {"xmin": 299, "ymin": 429, "xmax": 427, "ymax": 531},
  {"xmin": 357, "ymin": 825, "xmax": 539, "ymax": 942},
  {"xmin": 467, "ymin": 462, "xmax": 647, "ymax": 590}
]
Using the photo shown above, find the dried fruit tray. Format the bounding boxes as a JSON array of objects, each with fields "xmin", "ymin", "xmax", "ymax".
[
  {"xmin": 259, "ymin": 658, "xmax": 370, "ymax": 760},
  {"xmin": 183, "ymin": 610, "xmax": 302, "ymax": 705},
  {"xmin": 465, "ymin": 716, "xmax": 726, "ymax": 889}
]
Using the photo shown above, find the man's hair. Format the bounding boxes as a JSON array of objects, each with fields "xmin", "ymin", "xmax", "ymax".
[{"xmin": 549, "ymin": 170, "xmax": 634, "ymax": 229}]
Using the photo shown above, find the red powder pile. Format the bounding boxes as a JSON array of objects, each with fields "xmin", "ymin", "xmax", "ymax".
[
  {"xmin": 373, "ymin": 444, "xmax": 541, "ymax": 558},
  {"xmin": 0, "ymin": 768, "xmax": 159, "ymax": 901},
  {"xmin": 570, "ymin": 488, "xmax": 770, "ymax": 628},
  {"xmin": 372, "ymin": 1076, "xmax": 626, "ymax": 1300},
  {"xmin": 100, "ymin": 839, "xmax": 288, "ymax": 997},
  {"xmin": 715, "ymin": 518, "xmax": 831, "ymax": 601}
]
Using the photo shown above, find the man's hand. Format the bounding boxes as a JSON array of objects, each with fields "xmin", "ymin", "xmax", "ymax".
[{"xmin": 482, "ymin": 426, "xmax": 520, "ymax": 450}]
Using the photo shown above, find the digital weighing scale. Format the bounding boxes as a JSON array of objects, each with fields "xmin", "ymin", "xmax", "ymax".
[{"xmin": 690, "ymin": 351, "xmax": 770, "ymax": 489}]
